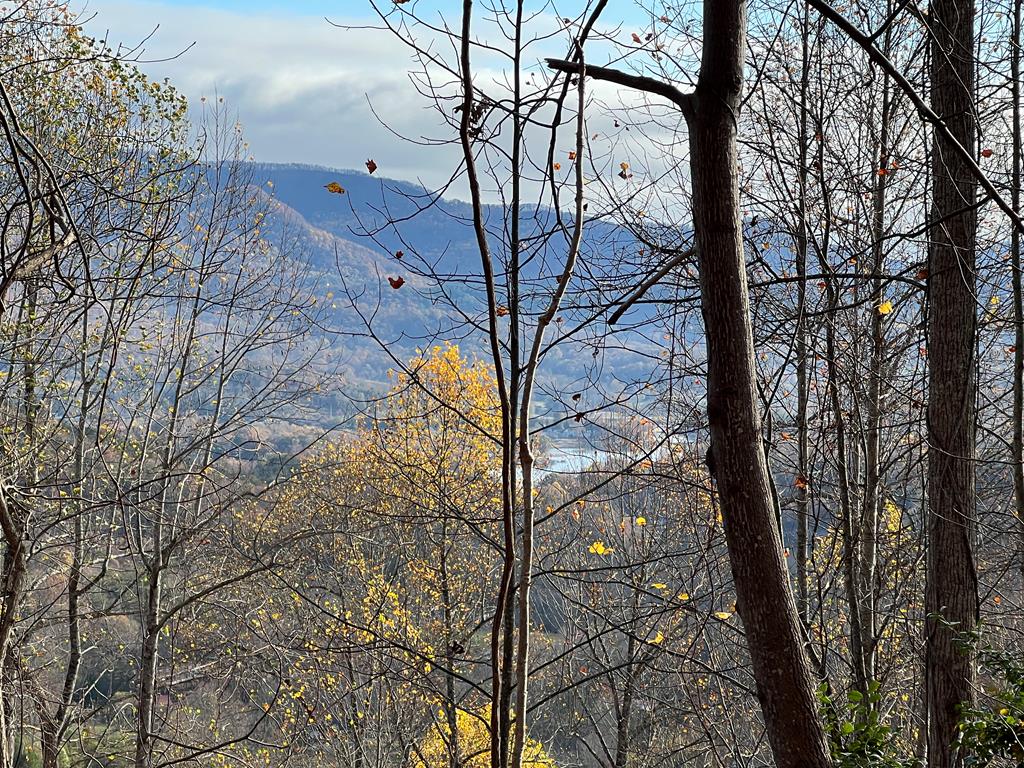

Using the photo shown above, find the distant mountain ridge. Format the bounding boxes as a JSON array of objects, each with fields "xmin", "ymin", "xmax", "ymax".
[
  {"xmin": 240, "ymin": 163, "xmax": 668, "ymax": 430},
  {"xmin": 249, "ymin": 162, "xmax": 480, "ymax": 268}
]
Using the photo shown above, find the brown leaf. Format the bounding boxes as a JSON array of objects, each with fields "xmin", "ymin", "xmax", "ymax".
[
  {"xmin": 366, "ymin": 159, "xmax": 378, "ymax": 174},
  {"xmin": 388, "ymin": 276, "xmax": 405, "ymax": 289}
]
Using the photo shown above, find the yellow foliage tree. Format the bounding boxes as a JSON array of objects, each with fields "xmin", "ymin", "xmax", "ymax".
[
  {"xmin": 410, "ymin": 706, "xmax": 555, "ymax": 768},
  {"xmin": 202, "ymin": 344, "xmax": 506, "ymax": 768}
]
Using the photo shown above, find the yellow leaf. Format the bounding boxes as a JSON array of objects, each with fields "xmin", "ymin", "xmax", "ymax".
[
  {"xmin": 636, "ymin": 516, "xmax": 647, "ymax": 526},
  {"xmin": 588, "ymin": 540, "xmax": 611, "ymax": 556},
  {"xmin": 714, "ymin": 611, "xmax": 732, "ymax": 620},
  {"xmin": 651, "ymin": 582, "xmax": 667, "ymax": 590},
  {"xmin": 325, "ymin": 181, "xmax": 345, "ymax": 194},
  {"xmin": 678, "ymin": 592, "xmax": 690, "ymax": 601},
  {"xmin": 650, "ymin": 631, "xmax": 664, "ymax": 645},
  {"xmin": 878, "ymin": 300, "xmax": 893, "ymax": 315}
]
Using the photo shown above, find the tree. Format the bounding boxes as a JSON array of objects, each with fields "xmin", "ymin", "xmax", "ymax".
[
  {"xmin": 547, "ymin": 2, "xmax": 833, "ymax": 765},
  {"xmin": 924, "ymin": 0, "xmax": 981, "ymax": 762}
]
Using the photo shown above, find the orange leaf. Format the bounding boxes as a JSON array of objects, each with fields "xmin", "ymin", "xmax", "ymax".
[{"xmin": 324, "ymin": 182, "xmax": 345, "ymax": 194}]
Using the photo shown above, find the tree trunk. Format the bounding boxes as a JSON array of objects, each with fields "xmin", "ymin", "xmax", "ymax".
[
  {"xmin": 613, "ymin": 636, "xmax": 636, "ymax": 768},
  {"xmin": 135, "ymin": 552, "xmax": 162, "ymax": 768},
  {"xmin": 925, "ymin": 0, "xmax": 979, "ymax": 761},
  {"xmin": 548, "ymin": 4, "xmax": 831, "ymax": 766},
  {"xmin": 691, "ymin": 4, "xmax": 832, "ymax": 767},
  {"xmin": 861, "ymin": 54, "xmax": 892, "ymax": 690},
  {"xmin": 1011, "ymin": 0, "xmax": 1024, "ymax": 587},
  {"xmin": 794, "ymin": 1, "xmax": 813, "ymax": 630},
  {"xmin": 0, "ymin": 486, "xmax": 25, "ymax": 768}
]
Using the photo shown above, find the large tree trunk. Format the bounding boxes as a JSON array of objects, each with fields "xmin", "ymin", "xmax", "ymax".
[
  {"xmin": 690, "ymin": 4, "xmax": 831, "ymax": 767},
  {"xmin": 925, "ymin": 0, "xmax": 979, "ymax": 762},
  {"xmin": 548, "ymin": 3, "xmax": 831, "ymax": 766}
]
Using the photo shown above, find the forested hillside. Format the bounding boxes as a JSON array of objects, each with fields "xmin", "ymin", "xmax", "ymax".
[{"xmin": 2, "ymin": 1, "xmax": 1024, "ymax": 768}]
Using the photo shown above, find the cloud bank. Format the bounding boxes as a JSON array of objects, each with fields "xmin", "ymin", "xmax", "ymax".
[{"xmin": 82, "ymin": 0, "xmax": 463, "ymax": 185}]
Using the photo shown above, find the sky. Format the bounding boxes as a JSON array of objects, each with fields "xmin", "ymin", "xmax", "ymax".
[
  {"xmin": 81, "ymin": 0, "xmax": 462, "ymax": 185},
  {"xmin": 79, "ymin": 0, "xmax": 651, "ymax": 190}
]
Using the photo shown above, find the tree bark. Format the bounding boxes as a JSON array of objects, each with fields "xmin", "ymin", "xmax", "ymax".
[
  {"xmin": 925, "ymin": 0, "xmax": 979, "ymax": 762},
  {"xmin": 1011, "ymin": 0, "xmax": 1024, "ymax": 588},
  {"xmin": 690, "ymin": 6, "xmax": 831, "ymax": 767},
  {"xmin": 552, "ymin": 4, "xmax": 832, "ymax": 767},
  {"xmin": 861, "ymin": 50, "xmax": 893, "ymax": 690}
]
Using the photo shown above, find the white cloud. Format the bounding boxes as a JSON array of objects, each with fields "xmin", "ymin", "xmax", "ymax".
[
  {"xmin": 81, "ymin": 0, "xmax": 462, "ymax": 183},
  {"xmin": 78, "ymin": 1, "xmax": 688, "ymax": 210}
]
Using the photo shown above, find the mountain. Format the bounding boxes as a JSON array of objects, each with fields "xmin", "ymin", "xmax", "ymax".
[
  {"xmin": 250, "ymin": 163, "xmax": 481, "ymax": 268},
  {"xmin": 241, "ymin": 163, "xmax": 669, "ymax": 432}
]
